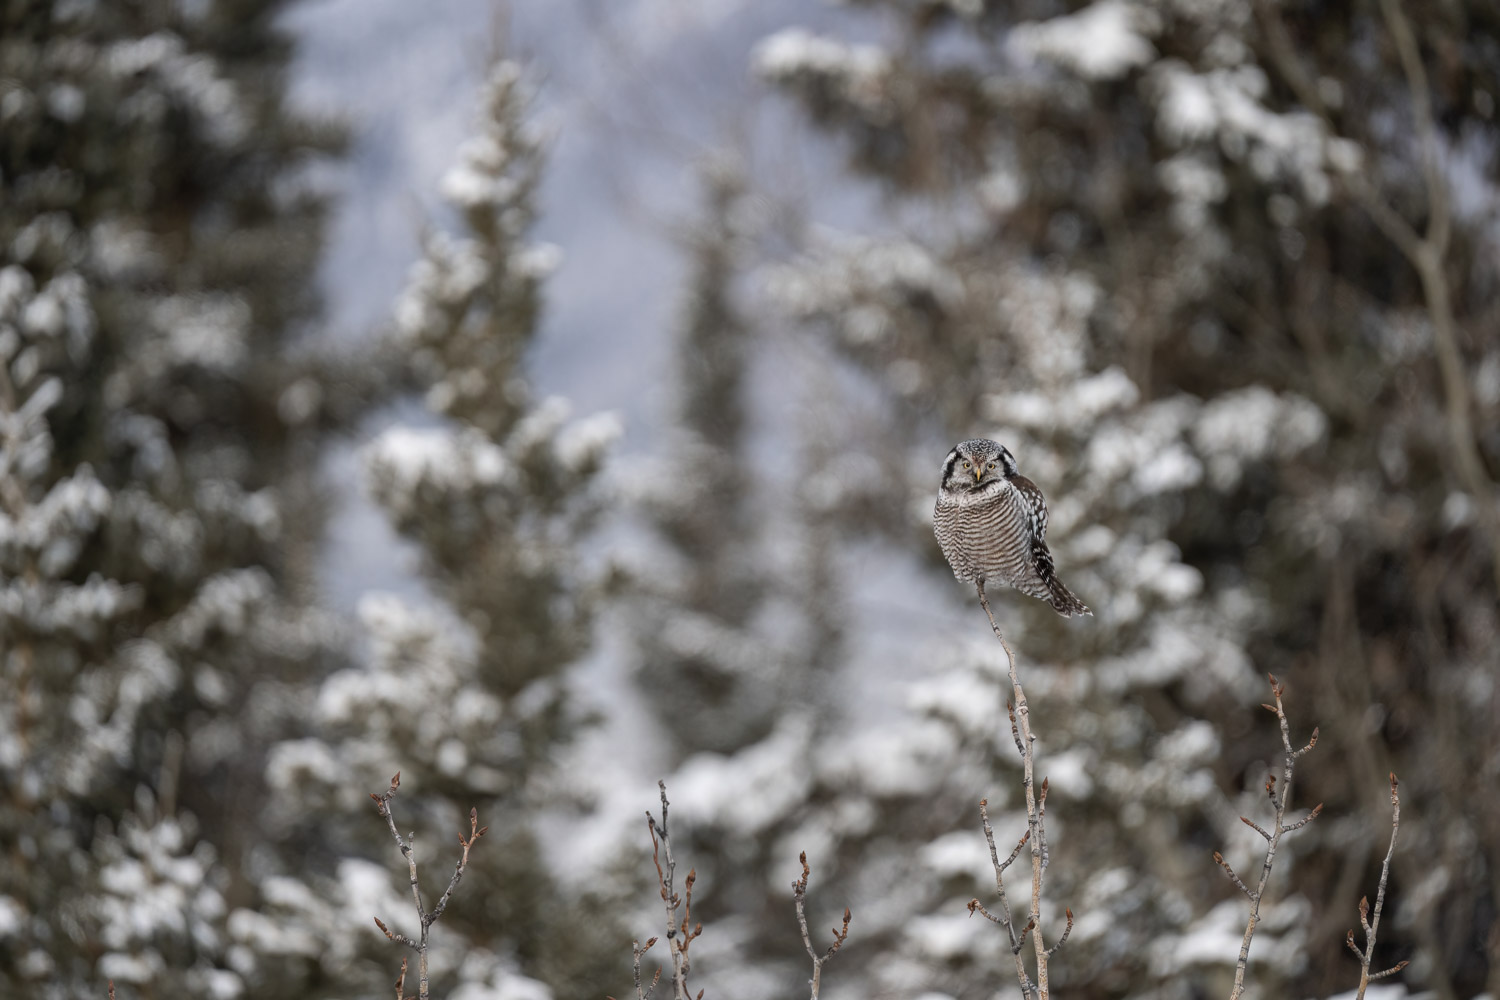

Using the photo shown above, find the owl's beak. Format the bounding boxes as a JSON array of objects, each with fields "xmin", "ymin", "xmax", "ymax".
[{"xmin": 973, "ymin": 467, "xmax": 983, "ymax": 483}]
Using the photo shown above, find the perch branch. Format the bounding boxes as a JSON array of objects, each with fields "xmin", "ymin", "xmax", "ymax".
[{"xmin": 974, "ymin": 580, "xmax": 1072, "ymax": 998}]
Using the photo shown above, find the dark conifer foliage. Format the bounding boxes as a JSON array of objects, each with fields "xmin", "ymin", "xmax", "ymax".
[{"xmin": 1, "ymin": 0, "xmax": 355, "ymax": 995}]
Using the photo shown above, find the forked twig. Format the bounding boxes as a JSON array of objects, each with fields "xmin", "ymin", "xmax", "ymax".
[
  {"xmin": 1347, "ymin": 773, "xmax": 1409, "ymax": 997},
  {"xmin": 369, "ymin": 772, "xmax": 489, "ymax": 1000},
  {"xmin": 646, "ymin": 781, "xmax": 701, "ymax": 1000},
  {"xmin": 792, "ymin": 851, "xmax": 851, "ymax": 999},
  {"xmin": 1216, "ymin": 677, "xmax": 1322, "ymax": 1000}
]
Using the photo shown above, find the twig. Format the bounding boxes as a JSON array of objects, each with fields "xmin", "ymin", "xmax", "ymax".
[
  {"xmin": 609, "ymin": 937, "xmax": 662, "ymax": 1000},
  {"xmin": 974, "ymin": 581, "xmax": 1071, "ymax": 999},
  {"xmin": 369, "ymin": 772, "xmax": 489, "ymax": 1000},
  {"xmin": 647, "ymin": 781, "xmax": 701, "ymax": 1000},
  {"xmin": 1348, "ymin": 773, "xmax": 1409, "ymax": 997},
  {"xmin": 1218, "ymin": 677, "xmax": 1322, "ymax": 1000},
  {"xmin": 792, "ymin": 851, "xmax": 851, "ymax": 999}
]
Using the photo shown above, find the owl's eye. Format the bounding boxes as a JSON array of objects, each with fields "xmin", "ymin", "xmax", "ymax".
[
  {"xmin": 962, "ymin": 461, "xmax": 971, "ymax": 469},
  {"xmin": 987, "ymin": 462, "xmax": 996, "ymax": 470}
]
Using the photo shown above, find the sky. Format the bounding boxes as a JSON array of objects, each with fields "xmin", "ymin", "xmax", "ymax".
[
  {"xmin": 282, "ymin": 0, "xmax": 877, "ymax": 607},
  {"xmin": 282, "ymin": 0, "xmax": 873, "ymax": 430}
]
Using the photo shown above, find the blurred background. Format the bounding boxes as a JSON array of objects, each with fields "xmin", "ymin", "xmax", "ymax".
[{"xmin": 2, "ymin": 1, "xmax": 1498, "ymax": 998}]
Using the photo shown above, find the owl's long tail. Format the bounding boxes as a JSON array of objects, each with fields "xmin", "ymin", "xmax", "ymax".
[{"xmin": 1046, "ymin": 574, "xmax": 1092, "ymax": 618}]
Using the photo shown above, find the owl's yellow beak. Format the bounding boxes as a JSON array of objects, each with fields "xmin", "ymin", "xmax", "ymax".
[{"xmin": 973, "ymin": 466, "xmax": 983, "ymax": 482}]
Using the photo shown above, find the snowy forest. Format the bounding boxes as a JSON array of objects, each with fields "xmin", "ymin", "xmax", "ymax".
[{"xmin": 2, "ymin": 0, "xmax": 1498, "ymax": 998}]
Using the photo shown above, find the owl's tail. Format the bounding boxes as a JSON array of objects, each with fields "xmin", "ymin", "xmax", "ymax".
[{"xmin": 1047, "ymin": 575, "xmax": 1092, "ymax": 618}]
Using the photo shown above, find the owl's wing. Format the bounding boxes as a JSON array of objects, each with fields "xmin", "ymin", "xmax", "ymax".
[
  {"xmin": 1011, "ymin": 475, "xmax": 1048, "ymax": 542},
  {"xmin": 1013, "ymin": 475, "xmax": 1061, "ymax": 591}
]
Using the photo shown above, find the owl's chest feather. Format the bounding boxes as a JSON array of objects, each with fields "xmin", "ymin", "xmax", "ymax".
[{"xmin": 934, "ymin": 480, "xmax": 1029, "ymax": 571}]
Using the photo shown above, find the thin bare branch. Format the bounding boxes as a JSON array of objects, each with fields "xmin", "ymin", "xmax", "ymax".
[
  {"xmin": 1240, "ymin": 816, "xmax": 1272, "ymax": 841},
  {"xmin": 792, "ymin": 851, "xmax": 852, "ymax": 1000},
  {"xmin": 645, "ymin": 781, "xmax": 695, "ymax": 1000},
  {"xmin": 1214, "ymin": 852, "xmax": 1255, "ymax": 899},
  {"xmin": 370, "ymin": 773, "xmax": 486, "ymax": 1000},
  {"xmin": 969, "ymin": 898, "xmax": 1001, "ymax": 924},
  {"xmin": 975, "ymin": 580, "xmax": 1060, "ymax": 999},
  {"xmin": 1350, "ymin": 773, "xmax": 1406, "ymax": 999},
  {"xmin": 1222, "ymin": 677, "xmax": 1319, "ymax": 1000},
  {"xmin": 1282, "ymin": 802, "xmax": 1324, "ymax": 833},
  {"xmin": 1047, "ymin": 909, "xmax": 1074, "ymax": 957},
  {"xmin": 430, "ymin": 807, "xmax": 488, "ymax": 925},
  {"xmin": 610, "ymin": 937, "xmax": 661, "ymax": 1000},
  {"xmin": 374, "ymin": 916, "xmax": 420, "ymax": 950}
]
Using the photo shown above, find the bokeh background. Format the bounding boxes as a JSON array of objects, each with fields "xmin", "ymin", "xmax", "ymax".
[{"xmin": 3, "ymin": 1, "xmax": 1498, "ymax": 998}]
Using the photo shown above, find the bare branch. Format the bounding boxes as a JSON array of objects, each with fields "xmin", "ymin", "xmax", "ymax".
[
  {"xmin": 639, "ymin": 781, "xmax": 696, "ymax": 1000},
  {"xmin": 1350, "ymin": 773, "xmax": 1406, "ymax": 999},
  {"xmin": 429, "ymin": 807, "xmax": 488, "ymax": 926},
  {"xmin": 370, "ymin": 774, "xmax": 486, "ymax": 1000},
  {"xmin": 1047, "ymin": 909, "xmax": 1074, "ymax": 957},
  {"xmin": 610, "ymin": 937, "xmax": 661, "ymax": 1000},
  {"xmin": 374, "ymin": 916, "xmax": 420, "ymax": 950},
  {"xmin": 792, "ymin": 851, "xmax": 851, "ymax": 999},
  {"xmin": 1282, "ymin": 802, "xmax": 1324, "ymax": 834},
  {"xmin": 1213, "ymin": 852, "xmax": 1255, "ymax": 899},
  {"xmin": 975, "ymin": 580, "xmax": 1061, "ymax": 999},
  {"xmin": 1221, "ymin": 678, "xmax": 1319, "ymax": 1000},
  {"xmin": 1239, "ymin": 816, "xmax": 1272, "ymax": 841},
  {"xmin": 969, "ymin": 898, "xmax": 1002, "ymax": 925}
]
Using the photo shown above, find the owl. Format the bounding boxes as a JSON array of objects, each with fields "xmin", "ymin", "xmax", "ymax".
[{"xmin": 933, "ymin": 438, "xmax": 1091, "ymax": 618}]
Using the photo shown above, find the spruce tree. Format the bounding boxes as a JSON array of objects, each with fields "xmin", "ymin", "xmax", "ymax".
[
  {"xmin": 1, "ymin": 0, "xmax": 355, "ymax": 996},
  {"xmin": 261, "ymin": 60, "xmax": 629, "ymax": 999},
  {"xmin": 659, "ymin": 1, "xmax": 1500, "ymax": 995}
]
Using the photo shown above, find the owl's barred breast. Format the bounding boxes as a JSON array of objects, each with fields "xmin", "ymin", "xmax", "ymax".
[{"xmin": 934, "ymin": 483, "xmax": 1050, "ymax": 599}]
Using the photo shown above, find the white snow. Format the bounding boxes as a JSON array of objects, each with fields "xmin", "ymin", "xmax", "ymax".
[{"xmin": 1010, "ymin": 1, "xmax": 1158, "ymax": 81}]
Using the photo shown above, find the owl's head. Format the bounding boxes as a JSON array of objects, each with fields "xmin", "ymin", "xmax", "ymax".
[{"xmin": 940, "ymin": 438, "xmax": 1018, "ymax": 491}]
